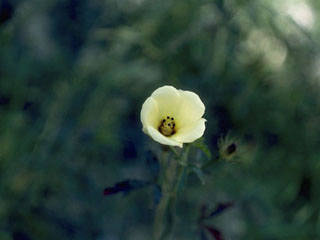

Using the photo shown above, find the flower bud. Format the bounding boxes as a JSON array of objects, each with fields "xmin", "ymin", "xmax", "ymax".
[{"xmin": 218, "ymin": 135, "xmax": 238, "ymax": 160}]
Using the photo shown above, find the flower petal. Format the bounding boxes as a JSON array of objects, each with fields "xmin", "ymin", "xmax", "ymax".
[
  {"xmin": 151, "ymin": 86, "xmax": 182, "ymax": 118},
  {"xmin": 171, "ymin": 118, "xmax": 206, "ymax": 143},
  {"xmin": 175, "ymin": 90, "xmax": 205, "ymax": 126},
  {"xmin": 146, "ymin": 126, "xmax": 183, "ymax": 148},
  {"xmin": 140, "ymin": 97, "xmax": 160, "ymax": 131}
]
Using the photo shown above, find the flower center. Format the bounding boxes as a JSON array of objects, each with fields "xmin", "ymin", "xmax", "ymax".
[{"xmin": 159, "ymin": 116, "xmax": 176, "ymax": 136}]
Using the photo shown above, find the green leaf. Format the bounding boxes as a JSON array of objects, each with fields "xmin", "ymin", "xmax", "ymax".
[{"xmin": 192, "ymin": 138, "xmax": 212, "ymax": 160}]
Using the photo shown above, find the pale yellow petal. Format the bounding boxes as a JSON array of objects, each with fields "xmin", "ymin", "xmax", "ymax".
[
  {"xmin": 151, "ymin": 86, "xmax": 182, "ymax": 118},
  {"xmin": 175, "ymin": 90, "xmax": 205, "ymax": 127},
  {"xmin": 140, "ymin": 97, "xmax": 160, "ymax": 131},
  {"xmin": 171, "ymin": 118, "xmax": 206, "ymax": 143},
  {"xmin": 146, "ymin": 126, "xmax": 183, "ymax": 147}
]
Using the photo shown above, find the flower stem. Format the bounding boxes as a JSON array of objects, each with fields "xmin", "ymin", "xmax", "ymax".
[
  {"xmin": 152, "ymin": 151, "xmax": 177, "ymax": 240},
  {"xmin": 201, "ymin": 155, "xmax": 221, "ymax": 170},
  {"xmin": 174, "ymin": 145, "xmax": 189, "ymax": 194},
  {"xmin": 152, "ymin": 145, "xmax": 190, "ymax": 240}
]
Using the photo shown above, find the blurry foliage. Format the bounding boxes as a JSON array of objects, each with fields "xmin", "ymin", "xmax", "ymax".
[{"xmin": 1, "ymin": 0, "xmax": 320, "ymax": 239}]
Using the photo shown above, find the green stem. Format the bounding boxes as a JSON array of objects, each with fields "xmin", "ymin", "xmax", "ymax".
[
  {"xmin": 169, "ymin": 146, "xmax": 180, "ymax": 158},
  {"xmin": 201, "ymin": 155, "xmax": 221, "ymax": 170},
  {"xmin": 152, "ymin": 152, "xmax": 177, "ymax": 240},
  {"xmin": 174, "ymin": 145, "xmax": 190, "ymax": 194},
  {"xmin": 152, "ymin": 145, "xmax": 190, "ymax": 240}
]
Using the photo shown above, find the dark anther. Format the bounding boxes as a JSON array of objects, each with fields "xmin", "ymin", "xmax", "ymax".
[
  {"xmin": 167, "ymin": 116, "xmax": 170, "ymax": 119},
  {"xmin": 163, "ymin": 119, "xmax": 166, "ymax": 122},
  {"xmin": 173, "ymin": 123, "xmax": 175, "ymax": 126},
  {"xmin": 171, "ymin": 117, "xmax": 174, "ymax": 120},
  {"xmin": 168, "ymin": 123, "xmax": 171, "ymax": 126}
]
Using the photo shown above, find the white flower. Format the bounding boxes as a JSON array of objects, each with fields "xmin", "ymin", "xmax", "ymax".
[{"xmin": 140, "ymin": 85, "xmax": 206, "ymax": 148}]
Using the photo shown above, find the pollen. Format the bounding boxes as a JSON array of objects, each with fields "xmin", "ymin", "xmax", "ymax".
[{"xmin": 159, "ymin": 116, "xmax": 176, "ymax": 136}]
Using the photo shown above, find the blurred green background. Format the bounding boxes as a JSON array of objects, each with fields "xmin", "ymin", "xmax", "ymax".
[{"xmin": 1, "ymin": 0, "xmax": 320, "ymax": 239}]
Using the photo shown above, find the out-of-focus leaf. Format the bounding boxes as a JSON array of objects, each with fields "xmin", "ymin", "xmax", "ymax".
[
  {"xmin": 204, "ymin": 226, "xmax": 224, "ymax": 240},
  {"xmin": 192, "ymin": 167, "xmax": 206, "ymax": 185},
  {"xmin": 0, "ymin": 1, "xmax": 14, "ymax": 25},
  {"xmin": 192, "ymin": 138, "xmax": 212, "ymax": 160},
  {"xmin": 199, "ymin": 203, "xmax": 209, "ymax": 220},
  {"xmin": 103, "ymin": 180, "xmax": 150, "ymax": 196},
  {"xmin": 153, "ymin": 185, "xmax": 162, "ymax": 207},
  {"xmin": 146, "ymin": 150, "xmax": 160, "ymax": 179},
  {"xmin": 204, "ymin": 202, "xmax": 234, "ymax": 219},
  {"xmin": 199, "ymin": 228, "xmax": 208, "ymax": 240}
]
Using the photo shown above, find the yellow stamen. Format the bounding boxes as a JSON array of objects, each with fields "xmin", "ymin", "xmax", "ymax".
[{"xmin": 159, "ymin": 116, "xmax": 176, "ymax": 136}]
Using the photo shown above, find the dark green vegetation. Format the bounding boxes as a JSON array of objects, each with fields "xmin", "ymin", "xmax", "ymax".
[{"xmin": 1, "ymin": 0, "xmax": 320, "ymax": 239}]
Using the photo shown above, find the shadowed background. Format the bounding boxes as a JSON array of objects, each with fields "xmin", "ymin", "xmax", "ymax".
[{"xmin": 1, "ymin": 0, "xmax": 320, "ymax": 239}]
